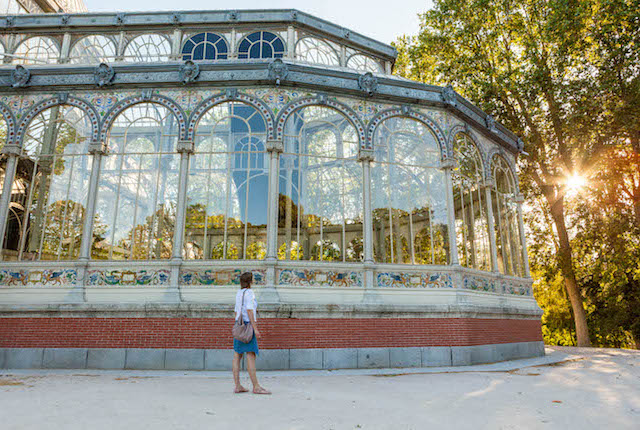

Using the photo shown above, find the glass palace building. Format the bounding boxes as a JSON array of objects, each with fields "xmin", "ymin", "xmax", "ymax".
[{"xmin": 0, "ymin": 10, "xmax": 543, "ymax": 370}]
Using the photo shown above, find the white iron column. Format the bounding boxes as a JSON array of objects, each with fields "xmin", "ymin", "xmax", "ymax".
[
  {"xmin": 515, "ymin": 193, "xmax": 530, "ymax": 277},
  {"xmin": 265, "ymin": 139, "xmax": 283, "ymax": 261},
  {"xmin": 171, "ymin": 29, "xmax": 183, "ymax": 61},
  {"xmin": 0, "ymin": 145, "xmax": 20, "ymax": 249},
  {"xmin": 78, "ymin": 141, "xmax": 107, "ymax": 261},
  {"xmin": 360, "ymin": 149, "xmax": 374, "ymax": 264},
  {"xmin": 442, "ymin": 159, "xmax": 459, "ymax": 265},
  {"xmin": 172, "ymin": 140, "xmax": 193, "ymax": 260},
  {"xmin": 484, "ymin": 180, "xmax": 499, "ymax": 273},
  {"xmin": 286, "ymin": 25, "xmax": 295, "ymax": 59}
]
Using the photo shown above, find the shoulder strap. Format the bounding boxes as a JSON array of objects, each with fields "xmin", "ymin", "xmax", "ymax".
[{"xmin": 237, "ymin": 289, "xmax": 247, "ymax": 323}]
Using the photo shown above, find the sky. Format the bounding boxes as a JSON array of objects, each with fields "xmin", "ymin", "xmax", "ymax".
[{"xmin": 84, "ymin": 0, "xmax": 432, "ymax": 44}]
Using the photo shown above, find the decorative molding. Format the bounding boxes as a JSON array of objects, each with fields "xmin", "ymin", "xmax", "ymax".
[
  {"xmin": 268, "ymin": 59, "xmax": 289, "ymax": 86},
  {"xmin": 358, "ymin": 72, "xmax": 378, "ymax": 96},
  {"xmin": 376, "ymin": 272, "xmax": 453, "ymax": 289},
  {"xmin": 86, "ymin": 269, "xmax": 170, "ymax": 286},
  {"xmin": 0, "ymin": 101, "xmax": 17, "ymax": 146},
  {"xmin": 275, "ymin": 96, "xmax": 367, "ymax": 148},
  {"xmin": 179, "ymin": 60, "xmax": 200, "ymax": 84},
  {"xmin": 180, "ymin": 269, "xmax": 266, "ymax": 286},
  {"xmin": 278, "ymin": 269, "xmax": 363, "ymax": 287},
  {"xmin": 94, "ymin": 63, "xmax": 115, "ymax": 87},
  {"xmin": 448, "ymin": 123, "xmax": 487, "ymax": 170},
  {"xmin": 61, "ymin": 15, "xmax": 70, "ymax": 26},
  {"xmin": 441, "ymin": 85, "xmax": 457, "ymax": 107},
  {"xmin": 485, "ymin": 115, "xmax": 496, "ymax": 132},
  {"xmin": 266, "ymin": 139, "xmax": 284, "ymax": 153},
  {"xmin": 366, "ymin": 107, "xmax": 448, "ymax": 156},
  {"xmin": 176, "ymin": 139, "xmax": 195, "ymax": 154},
  {"xmin": 10, "ymin": 65, "xmax": 30, "ymax": 88},
  {"xmin": 88, "ymin": 141, "xmax": 107, "ymax": 155}
]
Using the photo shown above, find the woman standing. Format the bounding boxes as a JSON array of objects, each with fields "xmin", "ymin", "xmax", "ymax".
[{"xmin": 232, "ymin": 272, "xmax": 271, "ymax": 395}]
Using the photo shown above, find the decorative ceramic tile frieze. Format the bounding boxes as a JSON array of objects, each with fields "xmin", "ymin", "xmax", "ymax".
[
  {"xmin": 376, "ymin": 272, "xmax": 453, "ymax": 288},
  {"xmin": 180, "ymin": 269, "xmax": 266, "ymax": 286},
  {"xmin": 0, "ymin": 269, "xmax": 77, "ymax": 286},
  {"xmin": 462, "ymin": 275, "xmax": 498, "ymax": 293},
  {"xmin": 278, "ymin": 269, "xmax": 363, "ymax": 287},
  {"xmin": 502, "ymin": 281, "xmax": 532, "ymax": 296},
  {"xmin": 87, "ymin": 269, "xmax": 170, "ymax": 286}
]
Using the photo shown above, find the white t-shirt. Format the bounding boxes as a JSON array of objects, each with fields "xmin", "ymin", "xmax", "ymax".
[{"xmin": 235, "ymin": 288, "xmax": 257, "ymax": 322}]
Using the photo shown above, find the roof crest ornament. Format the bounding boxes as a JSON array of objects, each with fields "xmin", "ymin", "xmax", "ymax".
[
  {"xmin": 485, "ymin": 115, "xmax": 496, "ymax": 132},
  {"xmin": 441, "ymin": 84, "xmax": 457, "ymax": 107}
]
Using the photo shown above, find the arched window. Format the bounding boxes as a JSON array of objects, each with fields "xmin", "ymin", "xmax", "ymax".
[
  {"xmin": 181, "ymin": 33, "xmax": 228, "ymax": 61},
  {"xmin": 69, "ymin": 35, "xmax": 117, "ymax": 64},
  {"xmin": 0, "ymin": 113, "xmax": 8, "ymax": 209},
  {"xmin": 372, "ymin": 117, "xmax": 449, "ymax": 264},
  {"xmin": 295, "ymin": 37, "xmax": 340, "ymax": 66},
  {"xmin": 491, "ymin": 156, "xmax": 524, "ymax": 276},
  {"xmin": 1, "ymin": 105, "xmax": 92, "ymax": 261},
  {"xmin": 123, "ymin": 34, "xmax": 171, "ymax": 62},
  {"xmin": 92, "ymin": 103, "xmax": 180, "ymax": 260},
  {"xmin": 452, "ymin": 133, "xmax": 491, "ymax": 271},
  {"xmin": 184, "ymin": 102, "xmax": 268, "ymax": 260},
  {"xmin": 278, "ymin": 106, "xmax": 362, "ymax": 262},
  {"xmin": 13, "ymin": 36, "xmax": 59, "ymax": 64},
  {"xmin": 237, "ymin": 31, "xmax": 285, "ymax": 59},
  {"xmin": 346, "ymin": 54, "xmax": 383, "ymax": 73}
]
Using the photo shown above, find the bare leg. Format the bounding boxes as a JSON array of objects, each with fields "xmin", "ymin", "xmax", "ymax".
[
  {"xmin": 232, "ymin": 352, "xmax": 247, "ymax": 393},
  {"xmin": 246, "ymin": 352, "xmax": 271, "ymax": 394}
]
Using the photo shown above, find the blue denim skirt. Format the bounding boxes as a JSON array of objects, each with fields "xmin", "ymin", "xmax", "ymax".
[{"xmin": 233, "ymin": 329, "xmax": 259, "ymax": 355}]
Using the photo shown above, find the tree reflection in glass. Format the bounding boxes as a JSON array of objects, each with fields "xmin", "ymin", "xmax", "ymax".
[
  {"xmin": 184, "ymin": 102, "xmax": 268, "ymax": 260},
  {"xmin": 372, "ymin": 117, "xmax": 449, "ymax": 265},
  {"xmin": 2, "ymin": 105, "xmax": 91, "ymax": 261},
  {"xmin": 278, "ymin": 106, "xmax": 363, "ymax": 262}
]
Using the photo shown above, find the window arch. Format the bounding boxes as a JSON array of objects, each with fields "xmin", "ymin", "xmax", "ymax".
[
  {"xmin": 13, "ymin": 36, "xmax": 59, "ymax": 64},
  {"xmin": 181, "ymin": 33, "xmax": 229, "ymax": 61},
  {"xmin": 372, "ymin": 117, "xmax": 449, "ymax": 264},
  {"xmin": 346, "ymin": 54, "xmax": 383, "ymax": 73},
  {"xmin": 184, "ymin": 102, "xmax": 268, "ymax": 260},
  {"xmin": 278, "ymin": 105, "xmax": 362, "ymax": 262},
  {"xmin": 123, "ymin": 34, "xmax": 171, "ymax": 62},
  {"xmin": 295, "ymin": 37, "xmax": 340, "ymax": 66},
  {"xmin": 2, "ymin": 105, "xmax": 92, "ymax": 261},
  {"xmin": 452, "ymin": 132, "xmax": 491, "ymax": 271},
  {"xmin": 70, "ymin": 35, "xmax": 117, "ymax": 64},
  {"xmin": 491, "ymin": 155, "xmax": 524, "ymax": 276},
  {"xmin": 237, "ymin": 31, "xmax": 285, "ymax": 59},
  {"xmin": 91, "ymin": 103, "xmax": 180, "ymax": 260}
]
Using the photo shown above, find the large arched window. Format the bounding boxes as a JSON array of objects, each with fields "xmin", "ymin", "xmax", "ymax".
[
  {"xmin": 1, "ymin": 105, "xmax": 92, "ymax": 261},
  {"xmin": 452, "ymin": 133, "xmax": 491, "ymax": 271},
  {"xmin": 0, "ymin": 113, "xmax": 8, "ymax": 209},
  {"xmin": 69, "ymin": 35, "xmax": 117, "ymax": 64},
  {"xmin": 492, "ymin": 156, "xmax": 524, "ymax": 276},
  {"xmin": 123, "ymin": 35, "xmax": 171, "ymax": 62},
  {"xmin": 92, "ymin": 103, "xmax": 180, "ymax": 260},
  {"xmin": 237, "ymin": 31, "xmax": 285, "ymax": 59},
  {"xmin": 184, "ymin": 102, "xmax": 268, "ymax": 260},
  {"xmin": 181, "ymin": 33, "xmax": 228, "ymax": 61},
  {"xmin": 278, "ymin": 106, "xmax": 362, "ymax": 262},
  {"xmin": 13, "ymin": 36, "xmax": 59, "ymax": 64},
  {"xmin": 295, "ymin": 37, "xmax": 340, "ymax": 66},
  {"xmin": 372, "ymin": 117, "xmax": 449, "ymax": 264}
]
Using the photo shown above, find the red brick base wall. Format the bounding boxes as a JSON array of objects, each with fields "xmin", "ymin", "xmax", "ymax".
[{"xmin": 0, "ymin": 317, "xmax": 543, "ymax": 349}]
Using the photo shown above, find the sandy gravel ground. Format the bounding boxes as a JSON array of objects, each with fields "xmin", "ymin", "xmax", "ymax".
[{"xmin": 1, "ymin": 346, "xmax": 638, "ymax": 430}]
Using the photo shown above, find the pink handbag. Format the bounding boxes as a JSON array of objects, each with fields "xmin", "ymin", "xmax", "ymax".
[{"xmin": 232, "ymin": 289, "xmax": 254, "ymax": 343}]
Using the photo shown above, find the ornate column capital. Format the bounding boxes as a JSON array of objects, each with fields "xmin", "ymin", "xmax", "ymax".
[
  {"xmin": 514, "ymin": 193, "xmax": 525, "ymax": 204},
  {"xmin": 177, "ymin": 139, "xmax": 194, "ymax": 154},
  {"xmin": 482, "ymin": 178, "xmax": 495, "ymax": 189},
  {"xmin": 266, "ymin": 139, "xmax": 284, "ymax": 153},
  {"xmin": 358, "ymin": 148, "xmax": 374, "ymax": 162},
  {"xmin": 88, "ymin": 141, "xmax": 107, "ymax": 155},
  {"xmin": 1, "ymin": 144, "xmax": 21, "ymax": 156},
  {"xmin": 440, "ymin": 158, "xmax": 458, "ymax": 170}
]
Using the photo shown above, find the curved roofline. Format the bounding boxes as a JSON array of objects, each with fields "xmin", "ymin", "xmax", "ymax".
[{"xmin": 1, "ymin": 9, "xmax": 398, "ymax": 61}]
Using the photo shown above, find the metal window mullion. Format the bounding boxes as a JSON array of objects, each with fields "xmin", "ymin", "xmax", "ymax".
[
  {"xmin": 108, "ymin": 153, "xmax": 126, "ymax": 260},
  {"xmin": 243, "ymin": 152, "xmax": 251, "ymax": 260},
  {"xmin": 468, "ymin": 183, "xmax": 478, "ymax": 268},
  {"xmin": 55, "ymin": 154, "xmax": 78, "ymax": 260},
  {"xmin": 340, "ymin": 159, "xmax": 347, "ymax": 262},
  {"xmin": 147, "ymin": 152, "xmax": 163, "ymax": 260},
  {"xmin": 0, "ymin": 154, "xmax": 19, "ymax": 256},
  {"xmin": 201, "ymin": 152, "xmax": 214, "ymax": 259},
  {"xmin": 386, "ymin": 162, "xmax": 394, "ymax": 263},
  {"xmin": 458, "ymin": 179, "xmax": 467, "ymax": 265},
  {"xmin": 17, "ymin": 156, "xmax": 41, "ymax": 261},
  {"xmin": 129, "ymin": 154, "xmax": 145, "ymax": 261},
  {"xmin": 425, "ymin": 169, "xmax": 434, "ymax": 264},
  {"xmin": 408, "ymin": 182, "xmax": 415, "ymax": 264}
]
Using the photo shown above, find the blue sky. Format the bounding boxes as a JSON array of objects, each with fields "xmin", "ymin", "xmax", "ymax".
[{"xmin": 84, "ymin": 0, "xmax": 432, "ymax": 44}]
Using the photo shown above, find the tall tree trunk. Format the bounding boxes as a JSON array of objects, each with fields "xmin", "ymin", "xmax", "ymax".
[{"xmin": 546, "ymin": 193, "xmax": 592, "ymax": 347}]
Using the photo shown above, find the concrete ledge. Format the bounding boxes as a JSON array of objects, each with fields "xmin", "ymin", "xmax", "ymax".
[
  {"xmin": 87, "ymin": 349, "xmax": 126, "ymax": 369},
  {"xmin": 1, "ymin": 342, "xmax": 545, "ymax": 370},
  {"xmin": 43, "ymin": 348, "xmax": 87, "ymax": 369}
]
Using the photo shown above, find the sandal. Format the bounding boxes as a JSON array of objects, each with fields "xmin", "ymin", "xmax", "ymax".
[
  {"xmin": 234, "ymin": 386, "xmax": 249, "ymax": 394},
  {"xmin": 253, "ymin": 387, "xmax": 271, "ymax": 395}
]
